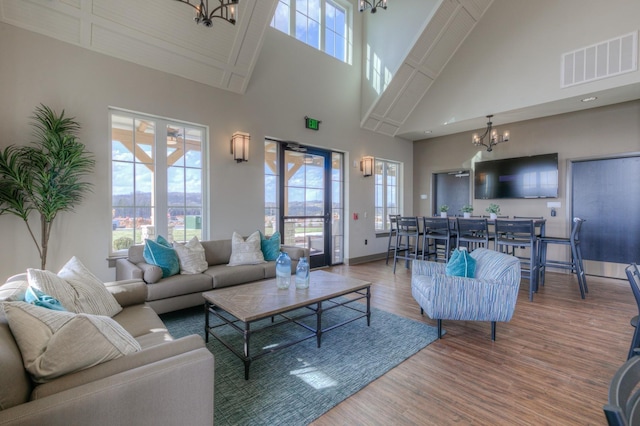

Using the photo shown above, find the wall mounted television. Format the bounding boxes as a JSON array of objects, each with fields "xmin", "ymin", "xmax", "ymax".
[{"xmin": 474, "ymin": 153, "xmax": 559, "ymax": 199}]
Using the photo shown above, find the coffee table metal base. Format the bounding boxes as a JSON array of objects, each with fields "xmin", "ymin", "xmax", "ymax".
[{"xmin": 204, "ymin": 288, "xmax": 370, "ymax": 380}]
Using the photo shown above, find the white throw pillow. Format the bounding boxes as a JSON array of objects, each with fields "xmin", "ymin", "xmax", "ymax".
[
  {"xmin": 173, "ymin": 236, "xmax": 208, "ymax": 274},
  {"xmin": 228, "ymin": 231, "xmax": 266, "ymax": 266},
  {"xmin": 2, "ymin": 302, "xmax": 141, "ymax": 383},
  {"xmin": 28, "ymin": 256, "xmax": 122, "ymax": 317}
]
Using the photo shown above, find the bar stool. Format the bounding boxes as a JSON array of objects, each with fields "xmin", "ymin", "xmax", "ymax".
[
  {"xmin": 393, "ymin": 216, "xmax": 420, "ymax": 273},
  {"xmin": 456, "ymin": 218, "xmax": 491, "ymax": 250},
  {"xmin": 421, "ymin": 217, "xmax": 451, "ymax": 262},
  {"xmin": 539, "ymin": 217, "xmax": 587, "ymax": 299},
  {"xmin": 385, "ymin": 214, "xmax": 400, "ymax": 265},
  {"xmin": 625, "ymin": 263, "xmax": 640, "ymax": 359},
  {"xmin": 495, "ymin": 219, "xmax": 539, "ymax": 301}
]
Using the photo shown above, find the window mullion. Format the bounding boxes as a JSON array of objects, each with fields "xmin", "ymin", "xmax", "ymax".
[{"xmin": 155, "ymin": 119, "xmax": 169, "ymax": 238}]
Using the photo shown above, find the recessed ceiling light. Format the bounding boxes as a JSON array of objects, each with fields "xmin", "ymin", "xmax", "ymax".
[
  {"xmin": 424, "ymin": 130, "xmax": 432, "ymax": 134},
  {"xmin": 581, "ymin": 96, "xmax": 598, "ymax": 102}
]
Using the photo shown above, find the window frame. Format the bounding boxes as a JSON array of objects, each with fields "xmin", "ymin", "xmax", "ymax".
[
  {"xmin": 374, "ymin": 158, "xmax": 402, "ymax": 233},
  {"xmin": 108, "ymin": 108, "xmax": 209, "ymax": 257},
  {"xmin": 271, "ymin": 0, "xmax": 352, "ymax": 64}
]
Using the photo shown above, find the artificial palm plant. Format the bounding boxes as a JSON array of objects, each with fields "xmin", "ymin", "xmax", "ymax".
[{"xmin": 0, "ymin": 104, "xmax": 95, "ymax": 269}]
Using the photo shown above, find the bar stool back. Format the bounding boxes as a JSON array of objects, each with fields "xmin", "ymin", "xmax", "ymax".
[
  {"xmin": 422, "ymin": 217, "xmax": 451, "ymax": 262},
  {"xmin": 393, "ymin": 216, "xmax": 420, "ymax": 273},
  {"xmin": 385, "ymin": 214, "xmax": 400, "ymax": 265},
  {"xmin": 539, "ymin": 217, "xmax": 587, "ymax": 299},
  {"xmin": 495, "ymin": 219, "xmax": 538, "ymax": 301}
]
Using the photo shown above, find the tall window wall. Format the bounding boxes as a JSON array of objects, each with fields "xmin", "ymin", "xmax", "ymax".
[
  {"xmin": 374, "ymin": 159, "xmax": 401, "ymax": 232},
  {"xmin": 271, "ymin": 0, "xmax": 351, "ymax": 64},
  {"xmin": 109, "ymin": 109, "xmax": 207, "ymax": 255}
]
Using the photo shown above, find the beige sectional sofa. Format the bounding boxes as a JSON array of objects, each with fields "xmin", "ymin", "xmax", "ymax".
[
  {"xmin": 0, "ymin": 275, "xmax": 215, "ymax": 426},
  {"xmin": 116, "ymin": 238, "xmax": 308, "ymax": 314}
]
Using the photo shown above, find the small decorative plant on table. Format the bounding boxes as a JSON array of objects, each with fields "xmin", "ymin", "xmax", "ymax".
[
  {"xmin": 461, "ymin": 204, "xmax": 474, "ymax": 218},
  {"xmin": 486, "ymin": 203, "xmax": 501, "ymax": 219},
  {"xmin": 439, "ymin": 204, "xmax": 449, "ymax": 217}
]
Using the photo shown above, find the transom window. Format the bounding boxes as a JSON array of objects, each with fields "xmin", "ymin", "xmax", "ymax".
[
  {"xmin": 374, "ymin": 159, "xmax": 401, "ymax": 232},
  {"xmin": 109, "ymin": 109, "xmax": 207, "ymax": 255},
  {"xmin": 271, "ymin": 0, "xmax": 351, "ymax": 64}
]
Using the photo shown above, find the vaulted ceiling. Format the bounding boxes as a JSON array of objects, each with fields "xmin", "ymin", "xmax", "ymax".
[{"xmin": 2, "ymin": 0, "xmax": 639, "ymax": 142}]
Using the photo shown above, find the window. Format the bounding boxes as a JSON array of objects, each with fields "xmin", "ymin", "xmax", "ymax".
[
  {"xmin": 271, "ymin": 0, "xmax": 351, "ymax": 63},
  {"xmin": 109, "ymin": 109, "xmax": 207, "ymax": 255},
  {"xmin": 374, "ymin": 159, "xmax": 401, "ymax": 232}
]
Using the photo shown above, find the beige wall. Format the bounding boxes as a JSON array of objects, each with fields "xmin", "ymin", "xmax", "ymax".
[
  {"xmin": 0, "ymin": 22, "xmax": 414, "ymax": 280},
  {"xmin": 414, "ymin": 100, "xmax": 640, "ymax": 275}
]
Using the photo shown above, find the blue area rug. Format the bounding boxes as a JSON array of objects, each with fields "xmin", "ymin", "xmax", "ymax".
[{"xmin": 161, "ymin": 301, "xmax": 439, "ymax": 425}]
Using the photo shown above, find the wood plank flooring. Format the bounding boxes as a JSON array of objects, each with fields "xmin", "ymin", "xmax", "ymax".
[{"xmin": 309, "ymin": 259, "xmax": 635, "ymax": 425}]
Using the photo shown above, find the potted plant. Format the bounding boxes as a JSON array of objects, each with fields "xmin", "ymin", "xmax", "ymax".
[
  {"xmin": 0, "ymin": 104, "xmax": 95, "ymax": 269},
  {"xmin": 486, "ymin": 203, "xmax": 501, "ymax": 219},
  {"xmin": 439, "ymin": 204, "xmax": 449, "ymax": 218},
  {"xmin": 461, "ymin": 204, "xmax": 474, "ymax": 218}
]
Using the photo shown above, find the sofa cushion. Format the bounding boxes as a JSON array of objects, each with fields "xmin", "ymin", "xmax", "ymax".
[
  {"xmin": 28, "ymin": 257, "xmax": 123, "ymax": 317},
  {"xmin": 145, "ymin": 273, "xmax": 213, "ymax": 302},
  {"xmin": 144, "ymin": 238, "xmax": 180, "ymax": 278},
  {"xmin": 111, "ymin": 303, "xmax": 171, "ymax": 343},
  {"xmin": 228, "ymin": 231, "xmax": 266, "ymax": 266},
  {"xmin": 0, "ymin": 279, "xmax": 28, "ymax": 302},
  {"xmin": 0, "ymin": 311, "xmax": 32, "ymax": 410},
  {"xmin": 173, "ymin": 236, "xmax": 208, "ymax": 274},
  {"xmin": 3, "ymin": 302, "xmax": 141, "ymax": 383},
  {"xmin": 260, "ymin": 231, "xmax": 281, "ymax": 261},
  {"xmin": 201, "ymin": 239, "xmax": 233, "ymax": 266},
  {"xmin": 206, "ymin": 264, "xmax": 266, "ymax": 289}
]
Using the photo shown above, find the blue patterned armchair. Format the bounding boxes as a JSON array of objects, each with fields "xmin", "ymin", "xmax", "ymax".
[{"xmin": 411, "ymin": 248, "xmax": 521, "ymax": 340}]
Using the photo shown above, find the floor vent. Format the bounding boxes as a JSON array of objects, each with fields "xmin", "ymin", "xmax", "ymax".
[{"xmin": 561, "ymin": 31, "xmax": 638, "ymax": 88}]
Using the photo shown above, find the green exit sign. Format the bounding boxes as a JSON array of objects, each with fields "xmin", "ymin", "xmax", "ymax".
[{"xmin": 305, "ymin": 116, "xmax": 321, "ymax": 131}]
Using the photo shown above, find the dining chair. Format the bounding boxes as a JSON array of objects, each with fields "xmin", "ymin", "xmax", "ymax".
[
  {"xmin": 393, "ymin": 216, "xmax": 421, "ymax": 273},
  {"xmin": 456, "ymin": 218, "xmax": 491, "ymax": 250},
  {"xmin": 421, "ymin": 217, "xmax": 451, "ymax": 262},
  {"xmin": 625, "ymin": 263, "xmax": 640, "ymax": 360},
  {"xmin": 603, "ymin": 352, "xmax": 640, "ymax": 425},
  {"xmin": 539, "ymin": 217, "xmax": 587, "ymax": 299},
  {"xmin": 495, "ymin": 219, "xmax": 539, "ymax": 301},
  {"xmin": 385, "ymin": 214, "xmax": 400, "ymax": 265}
]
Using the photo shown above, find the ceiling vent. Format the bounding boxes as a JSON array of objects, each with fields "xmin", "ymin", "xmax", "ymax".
[{"xmin": 561, "ymin": 31, "xmax": 637, "ymax": 88}]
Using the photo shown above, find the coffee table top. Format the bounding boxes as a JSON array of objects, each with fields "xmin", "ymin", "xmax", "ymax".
[{"xmin": 202, "ymin": 270, "xmax": 371, "ymax": 322}]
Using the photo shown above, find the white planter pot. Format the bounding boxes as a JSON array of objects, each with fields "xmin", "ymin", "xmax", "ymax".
[
  {"xmin": 463, "ymin": 212, "xmax": 471, "ymax": 218},
  {"xmin": 440, "ymin": 212, "xmax": 447, "ymax": 218},
  {"xmin": 490, "ymin": 213, "xmax": 497, "ymax": 219}
]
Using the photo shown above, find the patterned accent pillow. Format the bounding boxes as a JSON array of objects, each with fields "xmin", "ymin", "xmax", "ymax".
[
  {"xmin": 2, "ymin": 302, "xmax": 141, "ymax": 383},
  {"xmin": 28, "ymin": 257, "xmax": 122, "ymax": 317},
  {"xmin": 228, "ymin": 231, "xmax": 266, "ymax": 266},
  {"xmin": 173, "ymin": 236, "xmax": 208, "ymax": 274},
  {"xmin": 260, "ymin": 231, "xmax": 281, "ymax": 261},
  {"xmin": 143, "ymin": 237, "xmax": 180, "ymax": 278}
]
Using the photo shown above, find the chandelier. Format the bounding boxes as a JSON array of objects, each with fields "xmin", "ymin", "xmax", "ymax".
[
  {"xmin": 472, "ymin": 115, "xmax": 510, "ymax": 152},
  {"xmin": 359, "ymin": 0, "xmax": 387, "ymax": 13},
  {"xmin": 175, "ymin": 0, "xmax": 238, "ymax": 27}
]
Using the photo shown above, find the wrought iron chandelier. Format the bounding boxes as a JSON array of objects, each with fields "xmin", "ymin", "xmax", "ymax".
[
  {"xmin": 359, "ymin": 0, "xmax": 387, "ymax": 13},
  {"xmin": 472, "ymin": 115, "xmax": 510, "ymax": 152},
  {"xmin": 175, "ymin": 0, "xmax": 238, "ymax": 27}
]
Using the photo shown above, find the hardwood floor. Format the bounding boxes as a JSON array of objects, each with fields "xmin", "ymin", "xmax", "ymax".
[{"xmin": 310, "ymin": 259, "xmax": 635, "ymax": 425}]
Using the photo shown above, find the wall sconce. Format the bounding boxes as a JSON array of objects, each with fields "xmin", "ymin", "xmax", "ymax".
[
  {"xmin": 230, "ymin": 131, "xmax": 249, "ymax": 163},
  {"xmin": 360, "ymin": 156, "xmax": 374, "ymax": 177}
]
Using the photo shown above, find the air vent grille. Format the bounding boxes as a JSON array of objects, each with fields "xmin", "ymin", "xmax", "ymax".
[{"xmin": 561, "ymin": 32, "xmax": 638, "ymax": 88}]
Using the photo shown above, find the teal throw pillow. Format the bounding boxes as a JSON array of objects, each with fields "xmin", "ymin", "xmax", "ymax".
[
  {"xmin": 24, "ymin": 286, "xmax": 67, "ymax": 311},
  {"xmin": 445, "ymin": 248, "xmax": 476, "ymax": 278},
  {"xmin": 143, "ymin": 237, "xmax": 180, "ymax": 278},
  {"xmin": 260, "ymin": 231, "xmax": 281, "ymax": 261}
]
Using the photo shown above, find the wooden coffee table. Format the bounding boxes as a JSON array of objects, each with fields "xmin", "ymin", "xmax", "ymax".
[{"xmin": 202, "ymin": 270, "xmax": 371, "ymax": 379}]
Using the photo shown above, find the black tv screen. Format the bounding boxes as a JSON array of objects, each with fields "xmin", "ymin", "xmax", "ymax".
[{"xmin": 474, "ymin": 153, "xmax": 558, "ymax": 199}]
